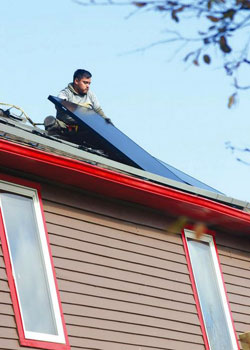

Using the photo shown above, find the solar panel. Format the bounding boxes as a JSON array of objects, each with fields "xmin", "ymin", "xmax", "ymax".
[
  {"xmin": 157, "ymin": 159, "xmax": 221, "ymax": 193},
  {"xmin": 48, "ymin": 96, "xmax": 220, "ymax": 193}
]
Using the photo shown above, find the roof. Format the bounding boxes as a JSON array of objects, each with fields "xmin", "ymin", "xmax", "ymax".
[
  {"xmin": 1, "ymin": 109, "xmax": 250, "ymax": 236},
  {"xmin": 0, "ymin": 100, "xmax": 249, "ymax": 213},
  {"xmin": 1, "ymin": 99, "xmax": 250, "ymax": 237}
]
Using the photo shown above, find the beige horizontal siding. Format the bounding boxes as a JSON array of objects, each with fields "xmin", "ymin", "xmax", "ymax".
[
  {"xmin": 0, "ymin": 339, "xmax": 34, "ymax": 350},
  {"xmin": 219, "ymin": 254, "xmax": 250, "ymax": 270},
  {"xmin": 50, "ymin": 234, "xmax": 188, "ymax": 278},
  {"xmin": 0, "ymin": 267, "xmax": 7, "ymax": 280},
  {"xmin": 70, "ymin": 337, "xmax": 204, "ymax": 350},
  {"xmin": 2, "ymin": 181, "xmax": 249, "ymax": 350},
  {"xmin": 44, "ymin": 207, "xmax": 183, "ymax": 253},
  {"xmin": 52, "ymin": 246, "xmax": 191, "ymax": 289},
  {"xmin": 0, "ymin": 314, "xmax": 15, "ymax": 328},
  {"xmin": 64, "ymin": 309, "xmax": 200, "ymax": 335},
  {"xmin": 41, "ymin": 185, "xmax": 206, "ymax": 350},
  {"xmin": 61, "ymin": 290, "xmax": 199, "ymax": 325},
  {"xmin": 0, "ymin": 303, "xmax": 13, "ymax": 316},
  {"xmin": 230, "ymin": 302, "xmax": 250, "ymax": 316},
  {"xmin": 0, "ymin": 291, "xmax": 12, "ymax": 305},
  {"xmin": 58, "ymin": 275, "xmax": 196, "ymax": 313},
  {"xmin": 216, "ymin": 232, "xmax": 250, "ymax": 347},
  {"xmin": 46, "ymin": 218, "xmax": 186, "ymax": 263},
  {"xmin": 68, "ymin": 324, "xmax": 204, "ymax": 348},
  {"xmin": 41, "ymin": 184, "xmax": 171, "ymax": 230},
  {"xmin": 66, "ymin": 317, "xmax": 203, "ymax": 343},
  {"xmin": 56, "ymin": 265, "xmax": 195, "ymax": 306},
  {"xmin": 216, "ymin": 233, "xmax": 250, "ymax": 253}
]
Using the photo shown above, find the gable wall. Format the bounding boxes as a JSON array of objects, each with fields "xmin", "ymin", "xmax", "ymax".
[
  {"xmin": 0, "ymin": 180, "xmax": 249, "ymax": 350},
  {"xmin": 216, "ymin": 232, "xmax": 250, "ymax": 339}
]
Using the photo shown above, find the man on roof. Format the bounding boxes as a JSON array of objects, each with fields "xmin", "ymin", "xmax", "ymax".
[{"xmin": 57, "ymin": 69, "xmax": 113, "ymax": 124}]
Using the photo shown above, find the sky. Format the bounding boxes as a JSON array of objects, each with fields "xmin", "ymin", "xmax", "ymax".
[{"xmin": 1, "ymin": 0, "xmax": 250, "ymax": 203}]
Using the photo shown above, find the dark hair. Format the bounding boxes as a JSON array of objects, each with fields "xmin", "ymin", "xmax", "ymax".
[{"xmin": 73, "ymin": 69, "xmax": 92, "ymax": 81}]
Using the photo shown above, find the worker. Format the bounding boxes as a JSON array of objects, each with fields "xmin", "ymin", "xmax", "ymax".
[{"xmin": 57, "ymin": 69, "xmax": 113, "ymax": 125}]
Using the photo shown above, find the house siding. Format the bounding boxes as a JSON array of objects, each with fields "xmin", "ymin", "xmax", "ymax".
[
  {"xmin": 0, "ymin": 181, "xmax": 249, "ymax": 349},
  {"xmin": 216, "ymin": 233, "xmax": 250, "ymax": 338}
]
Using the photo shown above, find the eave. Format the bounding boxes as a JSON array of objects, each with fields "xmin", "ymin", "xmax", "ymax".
[{"xmin": 1, "ymin": 138, "xmax": 250, "ymax": 235}]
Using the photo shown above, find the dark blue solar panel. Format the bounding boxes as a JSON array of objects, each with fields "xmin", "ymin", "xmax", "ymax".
[
  {"xmin": 157, "ymin": 159, "xmax": 221, "ymax": 193},
  {"xmin": 49, "ymin": 96, "xmax": 220, "ymax": 193}
]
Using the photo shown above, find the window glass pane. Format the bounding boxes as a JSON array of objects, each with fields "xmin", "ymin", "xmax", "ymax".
[
  {"xmin": 187, "ymin": 238, "xmax": 234, "ymax": 350},
  {"xmin": 1, "ymin": 192, "xmax": 58, "ymax": 335}
]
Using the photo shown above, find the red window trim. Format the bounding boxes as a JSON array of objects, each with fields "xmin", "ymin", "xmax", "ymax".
[
  {"xmin": 0, "ymin": 173, "xmax": 70, "ymax": 350},
  {"xmin": 182, "ymin": 227, "xmax": 240, "ymax": 350}
]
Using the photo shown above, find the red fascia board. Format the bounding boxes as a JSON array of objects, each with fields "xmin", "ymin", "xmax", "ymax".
[{"xmin": 1, "ymin": 138, "xmax": 250, "ymax": 234}]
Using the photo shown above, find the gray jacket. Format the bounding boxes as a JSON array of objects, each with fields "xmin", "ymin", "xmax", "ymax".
[{"xmin": 57, "ymin": 83, "xmax": 107, "ymax": 123}]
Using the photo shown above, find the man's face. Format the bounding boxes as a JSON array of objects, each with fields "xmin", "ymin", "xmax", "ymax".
[{"xmin": 74, "ymin": 77, "xmax": 91, "ymax": 95}]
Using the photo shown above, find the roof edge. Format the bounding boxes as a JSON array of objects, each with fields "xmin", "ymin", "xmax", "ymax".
[
  {"xmin": 0, "ymin": 121, "xmax": 248, "ymax": 211},
  {"xmin": 0, "ymin": 138, "xmax": 250, "ymax": 235}
]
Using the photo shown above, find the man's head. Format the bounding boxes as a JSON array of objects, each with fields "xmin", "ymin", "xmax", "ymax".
[{"xmin": 73, "ymin": 69, "xmax": 92, "ymax": 95}]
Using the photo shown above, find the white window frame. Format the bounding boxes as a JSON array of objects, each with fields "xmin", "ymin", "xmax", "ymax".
[
  {"xmin": 184, "ymin": 229, "xmax": 239, "ymax": 350},
  {"xmin": 0, "ymin": 179, "xmax": 66, "ymax": 344}
]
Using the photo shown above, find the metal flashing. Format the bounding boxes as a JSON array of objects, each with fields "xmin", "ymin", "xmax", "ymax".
[{"xmin": 231, "ymin": 197, "xmax": 247, "ymax": 208}]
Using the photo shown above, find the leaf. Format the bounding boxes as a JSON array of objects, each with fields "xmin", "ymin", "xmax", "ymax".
[
  {"xmin": 193, "ymin": 222, "xmax": 207, "ymax": 240},
  {"xmin": 203, "ymin": 54, "xmax": 211, "ymax": 64},
  {"xmin": 219, "ymin": 36, "xmax": 232, "ymax": 53},
  {"xmin": 157, "ymin": 5, "xmax": 166, "ymax": 11},
  {"xmin": 171, "ymin": 6, "xmax": 186, "ymax": 22},
  {"xmin": 132, "ymin": 2, "xmax": 147, "ymax": 7},
  {"xmin": 208, "ymin": 25, "xmax": 216, "ymax": 31},
  {"xmin": 171, "ymin": 10, "xmax": 179, "ymax": 22},
  {"xmin": 167, "ymin": 1, "xmax": 178, "ymax": 6},
  {"xmin": 218, "ymin": 26, "xmax": 226, "ymax": 33},
  {"xmin": 193, "ymin": 59, "xmax": 199, "ymax": 66},
  {"xmin": 207, "ymin": 15, "xmax": 221, "ymax": 22},
  {"xmin": 223, "ymin": 9, "xmax": 236, "ymax": 20},
  {"xmin": 176, "ymin": 6, "xmax": 186, "ymax": 13},
  {"xmin": 228, "ymin": 93, "xmax": 237, "ymax": 108},
  {"xmin": 241, "ymin": 0, "xmax": 250, "ymax": 9},
  {"xmin": 170, "ymin": 6, "xmax": 186, "ymax": 22},
  {"xmin": 166, "ymin": 216, "xmax": 188, "ymax": 234}
]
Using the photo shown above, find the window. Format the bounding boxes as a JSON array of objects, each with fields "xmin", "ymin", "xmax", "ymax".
[
  {"xmin": 183, "ymin": 229, "xmax": 239, "ymax": 350},
  {"xmin": 0, "ymin": 176, "xmax": 70, "ymax": 350}
]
